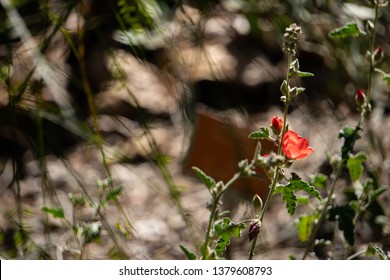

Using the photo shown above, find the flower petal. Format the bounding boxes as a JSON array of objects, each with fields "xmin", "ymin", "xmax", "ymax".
[{"xmin": 282, "ymin": 130, "xmax": 313, "ymax": 160}]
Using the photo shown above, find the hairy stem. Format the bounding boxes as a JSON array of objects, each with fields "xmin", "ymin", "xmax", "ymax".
[{"xmin": 248, "ymin": 52, "xmax": 293, "ymax": 259}]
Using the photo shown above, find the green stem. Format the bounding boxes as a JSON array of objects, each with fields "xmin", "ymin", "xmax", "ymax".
[
  {"xmin": 201, "ymin": 172, "xmax": 241, "ymax": 259},
  {"xmin": 302, "ymin": 2, "xmax": 381, "ymax": 259},
  {"xmin": 302, "ymin": 110, "xmax": 364, "ymax": 259},
  {"xmin": 248, "ymin": 52, "xmax": 293, "ymax": 259},
  {"xmin": 366, "ymin": 2, "xmax": 380, "ymax": 104},
  {"xmin": 302, "ymin": 165, "xmax": 341, "ymax": 259}
]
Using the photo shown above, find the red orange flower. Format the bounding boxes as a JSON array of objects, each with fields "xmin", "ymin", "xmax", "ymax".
[{"xmin": 282, "ymin": 130, "xmax": 313, "ymax": 160}]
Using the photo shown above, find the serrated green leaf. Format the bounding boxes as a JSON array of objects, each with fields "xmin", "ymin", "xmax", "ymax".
[
  {"xmin": 41, "ymin": 206, "xmax": 64, "ymax": 219},
  {"xmin": 288, "ymin": 179, "xmax": 321, "ymax": 200},
  {"xmin": 297, "ymin": 214, "xmax": 315, "ymax": 242},
  {"xmin": 328, "ymin": 205, "xmax": 355, "ymax": 246},
  {"xmin": 297, "ymin": 71, "xmax": 314, "ymax": 77},
  {"xmin": 275, "ymin": 180, "xmax": 321, "ymax": 215},
  {"xmin": 248, "ymin": 127, "xmax": 270, "ymax": 140},
  {"xmin": 106, "ymin": 186, "xmax": 124, "ymax": 201},
  {"xmin": 214, "ymin": 218, "xmax": 245, "ymax": 256},
  {"xmin": 347, "ymin": 152, "xmax": 367, "ymax": 181},
  {"xmin": 179, "ymin": 244, "xmax": 197, "ymax": 260},
  {"xmin": 192, "ymin": 167, "xmax": 216, "ymax": 190},
  {"xmin": 329, "ymin": 22, "xmax": 361, "ymax": 38},
  {"xmin": 274, "ymin": 186, "xmax": 297, "ymax": 215}
]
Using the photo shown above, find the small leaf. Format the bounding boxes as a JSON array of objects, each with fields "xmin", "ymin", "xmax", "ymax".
[
  {"xmin": 296, "ymin": 71, "xmax": 314, "ymax": 78},
  {"xmin": 288, "ymin": 179, "xmax": 322, "ymax": 201},
  {"xmin": 328, "ymin": 205, "xmax": 355, "ymax": 246},
  {"xmin": 214, "ymin": 218, "xmax": 246, "ymax": 256},
  {"xmin": 329, "ymin": 22, "xmax": 361, "ymax": 38},
  {"xmin": 347, "ymin": 152, "xmax": 367, "ymax": 181},
  {"xmin": 106, "ymin": 186, "xmax": 124, "ymax": 201},
  {"xmin": 275, "ymin": 179, "xmax": 321, "ymax": 216},
  {"xmin": 297, "ymin": 214, "xmax": 315, "ymax": 242},
  {"xmin": 274, "ymin": 186, "xmax": 297, "ymax": 215},
  {"xmin": 179, "ymin": 244, "xmax": 197, "ymax": 260},
  {"xmin": 280, "ymin": 79, "xmax": 289, "ymax": 96},
  {"xmin": 248, "ymin": 127, "xmax": 270, "ymax": 140},
  {"xmin": 192, "ymin": 167, "xmax": 216, "ymax": 190},
  {"xmin": 41, "ymin": 206, "xmax": 64, "ymax": 219},
  {"xmin": 339, "ymin": 125, "xmax": 361, "ymax": 160},
  {"xmin": 295, "ymin": 87, "xmax": 306, "ymax": 94}
]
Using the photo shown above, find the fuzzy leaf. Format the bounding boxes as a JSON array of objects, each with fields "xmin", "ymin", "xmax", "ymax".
[
  {"xmin": 274, "ymin": 186, "xmax": 297, "ymax": 215},
  {"xmin": 41, "ymin": 206, "xmax": 64, "ymax": 219},
  {"xmin": 297, "ymin": 71, "xmax": 314, "ymax": 78},
  {"xmin": 280, "ymin": 79, "xmax": 289, "ymax": 96},
  {"xmin": 347, "ymin": 152, "xmax": 367, "ymax": 181},
  {"xmin": 328, "ymin": 205, "xmax": 355, "ymax": 246},
  {"xmin": 248, "ymin": 127, "xmax": 270, "ymax": 140},
  {"xmin": 192, "ymin": 167, "xmax": 216, "ymax": 190},
  {"xmin": 297, "ymin": 214, "xmax": 315, "ymax": 242},
  {"xmin": 214, "ymin": 218, "xmax": 245, "ymax": 256},
  {"xmin": 295, "ymin": 87, "xmax": 306, "ymax": 94},
  {"xmin": 329, "ymin": 22, "xmax": 361, "ymax": 38},
  {"xmin": 275, "ymin": 179, "xmax": 321, "ymax": 215},
  {"xmin": 179, "ymin": 244, "xmax": 197, "ymax": 260},
  {"xmin": 288, "ymin": 179, "xmax": 322, "ymax": 200}
]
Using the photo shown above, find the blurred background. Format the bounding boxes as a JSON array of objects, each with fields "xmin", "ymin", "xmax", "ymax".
[{"xmin": 0, "ymin": 0, "xmax": 389, "ymax": 259}]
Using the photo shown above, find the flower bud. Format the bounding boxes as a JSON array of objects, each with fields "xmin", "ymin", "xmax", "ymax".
[
  {"xmin": 252, "ymin": 193, "xmax": 263, "ymax": 214},
  {"xmin": 248, "ymin": 219, "xmax": 261, "ymax": 241},
  {"xmin": 283, "ymin": 23, "xmax": 302, "ymax": 55},
  {"xmin": 355, "ymin": 88, "xmax": 366, "ymax": 108},
  {"xmin": 270, "ymin": 116, "xmax": 283, "ymax": 135},
  {"xmin": 373, "ymin": 47, "xmax": 384, "ymax": 65}
]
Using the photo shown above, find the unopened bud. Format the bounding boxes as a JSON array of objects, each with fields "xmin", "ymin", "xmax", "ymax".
[
  {"xmin": 373, "ymin": 47, "xmax": 384, "ymax": 65},
  {"xmin": 355, "ymin": 88, "xmax": 366, "ymax": 108},
  {"xmin": 248, "ymin": 219, "xmax": 261, "ymax": 241},
  {"xmin": 270, "ymin": 116, "xmax": 283, "ymax": 136},
  {"xmin": 252, "ymin": 193, "xmax": 263, "ymax": 213}
]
